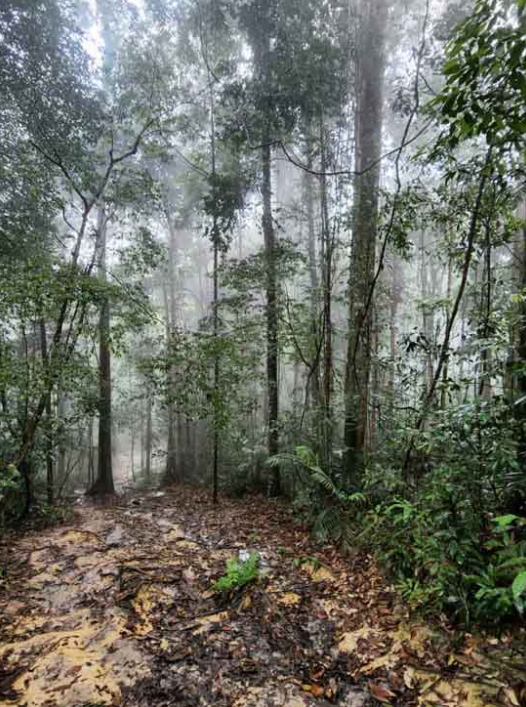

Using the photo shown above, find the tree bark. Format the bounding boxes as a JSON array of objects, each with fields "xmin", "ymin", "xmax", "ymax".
[
  {"xmin": 513, "ymin": 200, "xmax": 526, "ymax": 478},
  {"xmin": 319, "ymin": 118, "xmax": 333, "ymax": 470},
  {"xmin": 344, "ymin": 0, "xmax": 387, "ymax": 483},
  {"xmin": 304, "ymin": 136, "xmax": 321, "ymax": 410},
  {"xmin": 262, "ymin": 130, "xmax": 280, "ymax": 495},
  {"xmin": 145, "ymin": 389, "xmax": 152, "ymax": 478},
  {"xmin": 88, "ymin": 208, "xmax": 115, "ymax": 496}
]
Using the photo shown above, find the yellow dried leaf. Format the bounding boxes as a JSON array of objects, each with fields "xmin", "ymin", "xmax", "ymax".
[
  {"xmin": 338, "ymin": 626, "xmax": 382, "ymax": 654},
  {"xmin": 504, "ymin": 687, "xmax": 520, "ymax": 707},
  {"xmin": 403, "ymin": 667, "xmax": 415, "ymax": 689},
  {"xmin": 303, "ymin": 563, "xmax": 335, "ymax": 583},
  {"xmin": 278, "ymin": 592, "xmax": 301, "ymax": 606},
  {"xmin": 240, "ymin": 594, "xmax": 252, "ymax": 610},
  {"xmin": 193, "ymin": 611, "xmax": 229, "ymax": 635}
]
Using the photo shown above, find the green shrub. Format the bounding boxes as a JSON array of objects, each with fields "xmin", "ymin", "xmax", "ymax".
[
  {"xmin": 360, "ymin": 495, "xmax": 526, "ymax": 625},
  {"xmin": 354, "ymin": 399, "xmax": 526, "ymax": 626}
]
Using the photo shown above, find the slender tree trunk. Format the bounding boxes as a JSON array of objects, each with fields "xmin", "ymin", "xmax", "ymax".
[
  {"xmin": 420, "ymin": 232, "xmax": 436, "ymax": 395},
  {"xmin": 320, "ymin": 117, "xmax": 333, "ymax": 470},
  {"xmin": 210, "ymin": 70, "xmax": 220, "ymax": 505},
  {"xmin": 39, "ymin": 318, "xmax": 54, "ymax": 505},
  {"xmin": 368, "ymin": 307, "xmax": 378, "ymax": 451},
  {"xmin": 130, "ymin": 420, "xmax": 135, "ymax": 481},
  {"xmin": 57, "ymin": 390, "xmax": 66, "ymax": 484},
  {"xmin": 304, "ymin": 136, "xmax": 321, "ymax": 409},
  {"xmin": 441, "ymin": 254, "xmax": 453, "ymax": 410},
  {"xmin": 88, "ymin": 417, "xmax": 95, "ymax": 487},
  {"xmin": 185, "ymin": 417, "xmax": 192, "ymax": 479},
  {"xmin": 479, "ymin": 229, "xmax": 492, "ymax": 400},
  {"xmin": 145, "ymin": 390, "xmax": 152, "ymax": 478},
  {"xmin": 88, "ymin": 208, "xmax": 115, "ymax": 496},
  {"xmin": 177, "ymin": 412, "xmax": 185, "ymax": 479},
  {"xmin": 344, "ymin": 0, "xmax": 387, "ymax": 483}
]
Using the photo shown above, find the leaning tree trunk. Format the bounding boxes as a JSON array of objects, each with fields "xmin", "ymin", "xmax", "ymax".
[
  {"xmin": 88, "ymin": 208, "xmax": 115, "ymax": 496},
  {"xmin": 344, "ymin": 0, "xmax": 387, "ymax": 484}
]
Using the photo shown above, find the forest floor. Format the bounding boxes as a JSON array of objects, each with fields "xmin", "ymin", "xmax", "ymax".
[{"xmin": 0, "ymin": 488, "xmax": 525, "ymax": 707}]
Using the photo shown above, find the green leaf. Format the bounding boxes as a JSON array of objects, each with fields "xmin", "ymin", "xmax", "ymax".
[
  {"xmin": 512, "ymin": 571, "xmax": 526, "ymax": 605},
  {"xmin": 494, "ymin": 514, "xmax": 519, "ymax": 528}
]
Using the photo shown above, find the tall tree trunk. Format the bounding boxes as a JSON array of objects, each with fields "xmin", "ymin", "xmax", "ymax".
[
  {"xmin": 304, "ymin": 136, "xmax": 321, "ymax": 410},
  {"xmin": 88, "ymin": 209, "xmax": 115, "ymax": 496},
  {"xmin": 244, "ymin": 0, "xmax": 280, "ymax": 494},
  {"xmin": 256, "ymin": 25, "xmax": 280, "ymax": 494},
  {"xmin": 513, "ymin": 201, "xmax": 526, "ymax": 479},
  {"xmin": 210, "ymin": 70, "xmax": 220, "ymax": 505},
  {"xmin": 262, "ymin": 131, "xmax": 280, "ymax": 494},
  {"xmin": 344, "ymin": 0, "xmax": 387, "ymax": 483},
  {"xmin": 320, "ymin": 118, "xmax": 333, "ymax": 470}
]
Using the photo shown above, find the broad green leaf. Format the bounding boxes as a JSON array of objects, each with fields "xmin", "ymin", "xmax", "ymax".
[{"xmin": 512, "ymin": 571, "xmax": 526, "ymax": 607}]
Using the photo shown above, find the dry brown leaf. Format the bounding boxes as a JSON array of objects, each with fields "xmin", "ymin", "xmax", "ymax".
[
  {"xmin": 302, "ymin": 684, "xmax": 325, "ymax": 698},
  {"xmin": 369, "ymin": 681, "xmax": 396, "ymax": 703}
]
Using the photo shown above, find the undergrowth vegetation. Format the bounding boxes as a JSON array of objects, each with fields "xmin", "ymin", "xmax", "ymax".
[{"xmin": 272, "ymin": 399, "xmax": 526, "ymax": 627}]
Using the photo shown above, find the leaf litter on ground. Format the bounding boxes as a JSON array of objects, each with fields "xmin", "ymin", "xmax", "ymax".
[{"xmin": 0, "ymin": 486, "xmax": 525, "ymax": 707}]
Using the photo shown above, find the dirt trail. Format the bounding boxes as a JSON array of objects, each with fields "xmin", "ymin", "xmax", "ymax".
[{"xmin": 0, "ymin": 489, "xmax": 525, "ymax": 707}]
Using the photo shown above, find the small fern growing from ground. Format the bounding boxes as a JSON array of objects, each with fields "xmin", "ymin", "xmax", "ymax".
[{"xmin": 213, "ymin": 553, "xmax": 260, "ymax": 593}]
